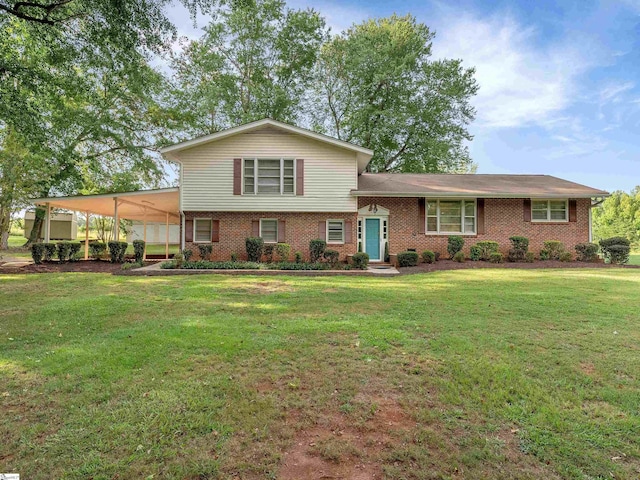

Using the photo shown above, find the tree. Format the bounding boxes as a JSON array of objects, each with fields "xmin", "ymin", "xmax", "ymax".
[
  {"xmin": 593, "ymin": 188, "xmax": 640, "ymax": 247},
  {"xmin": 171, "ymin": 0, "xmax": 328, "ymax": 136},
  {"xmin": 312, "ymin": 15, "xmax": 478, "ymax": 173}
]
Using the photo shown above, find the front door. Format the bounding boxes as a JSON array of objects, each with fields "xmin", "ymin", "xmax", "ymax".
[{"xmin": 365, "ymin": 218, "xmax": 380, "ymax": 261}]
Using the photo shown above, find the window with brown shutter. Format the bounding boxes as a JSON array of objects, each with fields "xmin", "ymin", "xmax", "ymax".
[
  {"xmin": 296, "ymin": 159, "xmax": 304, "ymax": 196},
  {"xmin": 211, "ymin": 220, "xmax": 220, "ymax": 242},
  {"xmin": 185, "ymin": 219, "xmax": 193, "ymax": 242},
  {"xmin": 569, "ymin": 200, "xmax": 577, "ymax": 222},
  {"xmin": 523, "ymin": 199, "xmax": 532, "ymax": 222},
  {"xmin": 278, "ymin": 220, "xmax": 286, "ymax": 243},
  {"xmin": 477, "ymin": 199, "xmax": 485, "ymax": 234},
  {"xmin": 418, "ymin": 198, "xmax": 426, "ymax": 234},
  {"xmin": 233, "ymin": 158, "xmax": 242, "ymax": 195},
  {"xmin": 344, "ymin": 220, "xmax": 353, "ymax": 244},
  {"xmin": 318, "ymin": 221, "xmax": 327, "ymax": 240}
]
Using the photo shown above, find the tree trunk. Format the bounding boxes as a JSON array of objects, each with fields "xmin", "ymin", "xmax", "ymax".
[
  {"xmin": 0, "ymin": 208, "xmax": 10, "ymax": 250},
  {"xmin": 24, "ymin": 206, "xmax": 45, "ymax": 246}
]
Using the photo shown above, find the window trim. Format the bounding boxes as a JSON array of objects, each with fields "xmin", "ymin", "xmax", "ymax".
[
  {"xmin": 242, "ymin": 158, "xmax": 296, "ymax": 196},
  {"xmin": 326, "ymin": 219, "xmax": 345, "ymax": 244},
  {"xmin": 259, "ymin": 218, "xmax": 279, "ymax": 243},
  {"xmin": 425, "ymin": 198, "xmax": 477, "ymax": 235},
  {"xmin": 531, "ymin": 199, "xmax": 569, "ymax": 223},
  {"xmin": 193, "ymin": 218, "xmax": 213, "ymax": 243}
]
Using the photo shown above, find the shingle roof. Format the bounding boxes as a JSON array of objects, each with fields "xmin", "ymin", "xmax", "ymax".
[{"xmin": 353, "ymin": 173, "xmax": 608, "ymax": 198}]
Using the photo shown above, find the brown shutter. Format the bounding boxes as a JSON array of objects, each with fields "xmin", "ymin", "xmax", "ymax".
[
  {"xmin": 296, "ymin": 159, "xmax": 304, "ymax": 196},
  {"xmin": 344, "ymin": 220, "xmax": 353, "ymax": 244},
  {"xmin": 318, "ymin": 221, "xmax": 326, "ymax": 240},
  {"xmin": 418, "ymin": 198, "xmax": 426, "ymax": 234},
  {"xmin": 523, "ymin": 199, "xmax": 532, "ymax": 222},
  {"xmin": 252, "ymin": 220, "xmax": 260, "ymax": 237},
  {"xmin": 185, "ymin": 219, "xmax": 193, "ymax": 242},
  {"xmin": 278, "ymin": 220, "xmax": 286, "ymax": 242},
  {"xmin": 233, "ymin": 158, "xmax": 242, "ymax": 195},
  {"xmin": 211, "ymin": 220, "xmax": 220, "ymax": 242},
  {"xmin": 568, "ymin": 199, "xmax": 577, "ymax": 222},
  {"xmin": 477, "ymin": 198, "xmax": 485, "ymax": 235}
]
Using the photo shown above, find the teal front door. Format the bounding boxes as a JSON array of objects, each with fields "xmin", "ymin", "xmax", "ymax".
[{"xmin": 365, "ymin": 218, "xmax": 380, "ymax": 260}]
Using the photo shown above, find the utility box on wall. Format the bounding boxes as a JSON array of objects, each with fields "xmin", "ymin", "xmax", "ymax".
[{"xmin": 24, "ymin": 211, "xmax": 78, "ymax": 240}]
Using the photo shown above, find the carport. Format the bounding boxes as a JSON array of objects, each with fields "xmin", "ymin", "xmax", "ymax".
[{"xmin": 32, "ymin": 188, "xmax": 180, "ymax": 260}]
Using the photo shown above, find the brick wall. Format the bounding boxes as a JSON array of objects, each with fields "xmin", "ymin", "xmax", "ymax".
[
  {"xmin": 182, "ymin": 211, "xmax": 358, "ymax": 261},
  {"xmin": 357, "ymin": 197, "xmax": 591, "ymax": 258}
]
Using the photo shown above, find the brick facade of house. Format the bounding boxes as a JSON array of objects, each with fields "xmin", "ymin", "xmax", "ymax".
[
  {"xmin": 357, "ymin": 197, "xmax": 591, "ymax": 258},
  {"xmin": 181, "ymin": 197, "xmax": 591, "ymax": 261}
]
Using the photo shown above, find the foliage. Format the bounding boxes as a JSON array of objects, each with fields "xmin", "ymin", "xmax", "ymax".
[
  {"xmin": 422, "ymin": 250, "xmax": 436, "ymax": 264},
  {"xmin": 447, "ymin": 236, "xmax": 464, "ymax": 258},
  {"xmin": 133, "ymin": 240, "xmax": 145, "ymax": 264},
  {"xmin": 43, "ymin": 243, "xmax": 56, "ymax": 262},
  {"xmin": 539, "ymin": 249, "xmax": 550, "ymax": 261},
  {"xmin": 351, "ymin": 252, "xmax": 369, "ymax": 269},
  {"xmin": 489, "ymin": 252, "xmax": 504, "ymax": 264},
  {"xmin": 323, "ymin": 249, "xmax": 340, "ymax": 266},
  {"xmin": 264, "ymin": 244, "xmax": 275, "ymax": 262},
  {"xmin": 108, "ymin": 241, "xmax": 128, "ymax": 263},
  {"xmin": 470, "ymin": 241, "xmax": 499, "ymax": 261},
  {"xmin": 30, "ymin": 242, "xmax": 44, "ymax": 264},
  {"xmin": 89, "ymin": 242, "xmax": 107, "ymax": 260},
  {"xmin": 559, "ymin": 252, "xmax": 573, "ymax": 262},
  {"xmin": 525, "ymin": 252, "xmax": 535, "ymax": 263},
  {"xmin": 268, "ymin": 262, "xmax": 331, "ymax": 271},
  {"xmin": 164, "ymin": 260, "xmax": 261, "ymax": 270},
  {"xmin": 599, "ymin": 237, "xmax": 631, "ymax": 265},
  {"xmin": 275, "ymin": 243, "xmax": 291, "ymax": 262},
  {"xmin": 309, "ymin": 239, "xmax": 327, "ymax": 262},
  {"xmin": 182, "ymin": 248, "xmax": 193, "ymax": 262},
  {"xmin": 453, "ymin": 251, "xmax": 465, "ymax": 263},
  {"xmin": 397, "ymin": 251, "xmax": 419, "ymax": 267},
  {"xmin": 575, "ymin": 243, "xmax": 599, "ymax": 262},
  {"xmin": 245, "ymin": 237, "xmax": 264, "ymax": 262},
  {"xmin": 313, "ymin": 14, "xmax": 478, "ymax": 173},
  {"xmin": 121, "ymin": 261, "xmax": 143, "ymax": 271},
  {"xmin": 542, "ymin": 241, "xmax": 565, "ymax": 261},
  {"xmin": 197, "ymin": 243, "xmax": 213, "ymax": 260},
  {"xmin": 592, "ymin": 187, "xmax": 640, "ymax": 247},
  {"xmin": 507, "ymin": 236, "xmax": 529, "ymax": 262},
  {"xmin": 230, "ymin": 252, "xmax": 238, "ymax": 262},
  {"xmin": 294, "ymin": 251, "xmax": 303, "ymax": 263}
]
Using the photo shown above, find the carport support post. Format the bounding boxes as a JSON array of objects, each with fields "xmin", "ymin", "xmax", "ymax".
[
  {"xmin": 43, "ymin": 202, "xmax": 51, "ymax": 243},
  {"xmin": 113, "ymin": 198, "xmax": 119, "ymax": 241},
  {"xmin": 165, "ymin": 212, "xmax": 169, "ymax": 259},
  {"xmin": 142, "ymin": 208, "xmax": 147, "ymax": 261},
  {"xmin": 84, "ymin": 211, "xmax": 90, "ymax": 260}
]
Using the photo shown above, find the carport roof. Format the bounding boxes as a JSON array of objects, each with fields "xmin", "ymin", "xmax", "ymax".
[{"xmin": 32, "ymin": 188, "xmax": 180, "ymax": 223}]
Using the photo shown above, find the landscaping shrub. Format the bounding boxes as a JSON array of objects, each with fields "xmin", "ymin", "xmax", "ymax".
[
  {"xmin": 294, "ymin": 251, "xmax": 303, "ymax": 263},
  {"xmin": 69, "ymin": 242, "xmax": 82, "ymax": 261},
  {"xmin": 351, "ymin": 252, "xmax": 369, "ymax": 269},
  {"xmin": 133, "ymin": 240, "xmax": 145, "ymax": 263},
  {"xmin": 539, "ymin": 249, "xmax": 550, "ymax": 261},
  {"xmin": 264, "ymin": 244, "xmax": 275, "ymax": 262},
  {"xmin": 447, "ymin": 236, "xmax": 464, "ymax": 258},
  {"xmin": 276, "ymin": 243, "xmax": 291, "ymax": 261},
  {"xmin": 56, "ymin": 242, "xmax": 77, "ymax": 263},
  {"xmin": 525, "ymin": 252, "xmax": 535, "ymax": 263},
  {"xmin": 31, "ymin": 243, "xmax": 45, "ymax": 264},
  {"xmin": 542, "ymin": 240, "xmax": 565, "ymax": 260},
  {"xmin": 559, "ymin": 252, "xmax": 573, "ymax": 262},
  {"xmin": 182, "ymin": 248, "xmax": 193, "ymax": 261},
  {"xmin": 434, "ymin": 252, "xmax": 441, "ymax": 261},
  {"xmin": 269, "ymin": 262, "xmax": 331, "ymax": 271},
  {"xmin": 453, "ymin": 251, "xmax": 465, "ymax": 263},
  {"xmin": 197, "ymin": 243, "xmax": 213, "ymax": 260},
  {"xmin": 180, "ymin": 260, "xmax": 260, "ymax": 270},
  {"xmin": 121, "ymin": 262, "xmax": 143, "ymax": 270},
  {"xmin": 421, "ymin": 250, "xmax": 436, "ymax": 264},
  {"xmin": 599, "ymin": 237, "xmax": 631, "ymax": 265},
  {"xmin": 323, "ymin": 249, "xmax": 340, "ymax": 266},
  {"xmin": 575, "ymin": 242, "xmax": 599, "ymax": 262},
  {"xmin": 89, "ymin": 242, "xmax": 107, "ymax": 260},
  {"xmin": 43, "ymin": 243, "xmax": 56, "ymax": 262},
  {"xmin": 470, "ymin": 241, "xmax": 499, "ymax": 261},
  {"xmin": 397, "ymin": 251, "xmax": 419, "ymax": 267},
  {"xmin": 489, "ymin": 252, "xmax": 504, "ymax": 263},
  {"xmin": 507, "ymin": 236, "xmax": 529, "ymax": 262},
  {"xmin": 108, "ymin": 241, "xmax": 128, "ymax": 263},
  {"xmin": 245, "ymin": 237, "xmax": 264, "ymax": 262},
  {"xmin": 384, "ymin": 242, "xmax": 390, "ymax": 262},
  {"xmin": 230, "ymin": 252, "xmax": 238, "ymax": 262},
  {"xmin": 309, "ymin": 239, "xmax": 326, "ymax": 262}
]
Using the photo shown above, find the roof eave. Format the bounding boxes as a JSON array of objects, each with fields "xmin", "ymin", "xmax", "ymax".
[{"xmin": 350, "ymin": 191, "xmax": 609, "ymax": 198}]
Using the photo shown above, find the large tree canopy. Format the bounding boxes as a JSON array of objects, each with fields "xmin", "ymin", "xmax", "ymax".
[
  {"xmin": 171, "ymin": 0, "xmax": 328, "ymax": 136},
  {"xmin": 312, "ymin": 15, "xmax": 478, "ymax": 173},
  {"xmin": 593, "ymin": 187, "xmax": 640, "ymax": 247}
]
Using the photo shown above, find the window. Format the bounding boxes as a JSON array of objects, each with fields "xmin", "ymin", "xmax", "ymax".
[
  {"xmin": 531, "ymin": 199, "xmax": 568, "ymax": 222},
  {"xmin": 260, "ymin": 219, "xmax": 278, "ymax": 243},
  {"xmin": 327, "ymin": 220, "xmax": 344, "ymax": 243},
  {"xmin": 426, "ymin": 199, "xmax": 476, "ymax": 234},
  {"xmin": 194, "ymin": 219, "xmax": 212, "ymax": 243},
  {"xmin": 243, "ymin": 158, "xmax": 294, "ymax": 195}
]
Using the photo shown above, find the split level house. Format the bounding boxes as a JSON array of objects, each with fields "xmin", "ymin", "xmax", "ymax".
[{"xmin": 158, "ymin": 118, "xmax": 608, "ymax": 262}]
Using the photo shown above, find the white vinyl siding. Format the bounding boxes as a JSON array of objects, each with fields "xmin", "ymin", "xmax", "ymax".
[
  {"xmin": 243, "ymin": 158, "xmax": 294, "ymax": 195},
  {"xmin": 178, "ymin": 132, "xmax": 358, "ymax": 212},
  {"xmin": 426, "ymin": 199, "xmax": 476, "ymax": 234},
  {"xmin": 532, "ymin": 199, "xmax": 568, "ymax": 222},
  {"xmin": 194, "ymin": 218, "xmax": 212, "ymax": 243},
  {"xmin": 260, "ymin": 219, "xmax": 278, "ymax": 243},
  {"xmin": 327, "ymin": 220, "xmax": 344, "ymax": 243}
]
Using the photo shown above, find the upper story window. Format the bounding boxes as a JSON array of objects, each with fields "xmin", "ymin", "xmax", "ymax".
[
  {"xmin": 244, "ymin": 158, "xmax": 294, "ymax": 195},
  {"xmin": 532, "ymin": 199, "xmax": 568, "ymax": 222},
  {"xmin": 426, "ymin": 199, "xmax": 476, "ymax": 234}
]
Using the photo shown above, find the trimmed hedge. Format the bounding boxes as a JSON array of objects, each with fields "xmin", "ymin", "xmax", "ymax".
[
  {"xmin": 559, "ymin": 252, "xmax": 573, "ymax": 262},
  {"xmin": 470, "ymin": 241, "xmax": 499, "ymax": 261},
  {"xmin": 600, "ymin": 237, "xmax": 630, "ymax": 264},
  {"xmin": 351, "ymin": 252, "xmax": 369, "ymax": 269},
  {"xmin": 133, "ymin": 240, "xmax": 145, "ymax": 263},
  {"xmin": 294, "ymin": 251, "xmax": 303, "ymax": 263},
  {"xmin": 264, "ymin": 244, "xmax": 275, "ymax": 262},
  {"xmin": 89, "ymin": 242, "xmax": 107, "ymax": 260},
  {"xmin": 323, "ymin": 249, "xmax": 339, "ymax": 266},
  {"xmin": 108, "ymin": 241, "xmax": 128, "ymax": 263},
  {"xmin": 198, "ymin": 243, "xmax": 213, "ymax": 260},
  {"xmin": 245, "ymin": 237, "xmax": 264, "ymax": 262},
  {"xmin": 453, "ymin": 251, "xmax": 465, "ymax": 263},
  {"xmin": 269, "ymin": 262, "xmax": 331, "ymax": 271},
  {"xmin": 447, "ymin": 236, "xmax": 464, "ymax": 258},
  {"xmin": 489, "ymin": 252, "xmax": 504, "ymax": 263},
  {"xmin": 397, "ymin": 251, "xmax": 419, "ymax": 267},
  {"xmin": 575, "ymin": 242, "xmax": 598, "ymax": 262},
  {"xmin": 43, "ymin": 243, "xmax": 56, "ymax": 262},
  {"xmin": 540, "ymin": 240, "xmax": 565, "ymax": 261},
  {"xmin": 507, "ymin": 236, "xmax": 529, "ymax": 262},
  {"xmin": 31, "ymin": 243, "xmax": 45, "ymax": 264},
  {"xmin": 182, "ymin": 248, "xmax": 193, "ymax": 261},
  {"xmin": 421, "ymin": 250, "xmax": 436, "ymax": 264},
  {"xmin": 309, "ymin": 239, "xmax": 326, "ymax": 263},
  {"xmin": 276, "ymin": 243, "xmax": 291, "ymax": 261},
  {"xmin": 162, "ymin": 260, "xmax": 262, "ymax": 270}
]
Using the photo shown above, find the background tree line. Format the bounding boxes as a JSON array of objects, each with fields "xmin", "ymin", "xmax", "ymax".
[{"xmin": 592, "ymin": 187, "xmax": 640, "ymax": 247}]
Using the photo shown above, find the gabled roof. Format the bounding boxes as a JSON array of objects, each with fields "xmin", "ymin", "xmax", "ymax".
[
  {"xmin": 160, "ymin": 118, "xmax": 374, "ymax": 173},
  {"xmin": 353, "ymin": 173, "xmax": 609, "ymax": 198}
]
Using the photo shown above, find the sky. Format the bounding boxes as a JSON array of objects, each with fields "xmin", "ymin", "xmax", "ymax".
[{"xmin": 168, "ymin": 0, "xmax": 640, "ymax": 193}]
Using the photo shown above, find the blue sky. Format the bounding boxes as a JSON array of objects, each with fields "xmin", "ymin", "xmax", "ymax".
[{"xmin": 169, "ymin": 0, "xmax": 640, "ymax": 192}]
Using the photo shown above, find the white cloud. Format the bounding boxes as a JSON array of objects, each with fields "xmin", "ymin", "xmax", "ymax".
[
  {"xmin": 432, "ymin": 13, "xmax": 597, "ymax": 129},
  {"xmin": 598, "ymin": 81, "xmax": 635, "ymax": 104}
]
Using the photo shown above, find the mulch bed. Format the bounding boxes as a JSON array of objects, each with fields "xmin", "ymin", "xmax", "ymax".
[
  {"xmin": 5, "ymin": 260, "xmax": 134, "ymax": 274},
  {"xmin": 398, "ymin": 259, "xmax": 638, "ymax": 274}
]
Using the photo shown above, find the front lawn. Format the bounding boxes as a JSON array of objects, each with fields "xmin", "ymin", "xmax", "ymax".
[{"xmin": 1, "ymin": 270, "xmax": 638, "ymax": 479}]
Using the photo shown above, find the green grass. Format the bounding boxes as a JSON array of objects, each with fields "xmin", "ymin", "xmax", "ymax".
[
  {"xmin": 1, "ymin": 270, "xmax": 639, "ymax": 479},
  {"xmin": 629, "ymin": 251, "xmax": 640, "ymax": 266}
]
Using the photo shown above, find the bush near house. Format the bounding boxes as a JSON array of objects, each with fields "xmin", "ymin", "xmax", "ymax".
[
  {"xmin": 559, "ymin": 252, "xmax": 573, "ymax": 262},
  {"xmin": 421, "ymin": 250, "xmax": 436, "ymax": 264},
  {"xmin": 309, "ymin": 239, "xmax": 327, "ymax": 262},
  {"xmin": 540, "ymin": 240, "xmax": 565, "ymax": 261},
  {"xmin": 489, "ymin": 252, "xmax": 504, "ymax": 263},
  {"xmin": 351, "ymin": 252, "xmax": 369, "ymax": 269},
  {"xmin": 599, "ymin": 237, "xmax": 631, "ymax": 265},
  {"xmin": 133, "ymin": 240, "xmax": 145, "ymax": 263},
  {"xmin": 31, "ymin": 243, "xmax": 45, "ymax": 264},
  {"xmin": 470, "ymin": 241, "xmax": 499, "ymax": 261},
  {"xmin": 453, "ymin": 251, "xmax": 465, "ymax": 263},
  {"xmin": 264, "ymin": 244, "xmax": 275, "ymax": 262},
  {"xmin": 294, "ymin": 251, "xmax": 303, "ymax": 263},
  {"xmin": 507, "ymin": 236, "xmax": 529, "ymax": 262},
  {"xmin": 198, "ymin": 243, "xmax": 213, "ymax": 260},
  {"xmin": 43, "ymin": 243, "xmax": 56, "ymax": 262},
  {"xmin": 276, "ymin": 243, "xmax": 291, "ymax": 262},
  {"xmin": 525, "ymin": 252, "xmax": 535, "ymax": 263},
  {"xmin": 89, "ymin": 242, "xmax": 107, "ymax": 260},
  {"xmin": 182, "ymin": 248, "xmax": 193, "ymax": 261},
  {"xmin": 447, "ymin": 236, "xmax": 464, "ymax": 259},
  {"xmin": 575, "ymin": 242, "xmax": 599, "ymax": 262},
  {"xmin": 397, "ymin": 251, "xmax": 419, "ymax": 267},
  {"xmin": 230, "ymin": 252, "xmax": 238, "ymax": 262},
  {"xmin": 323, "ymin": 249, "xmax": 340, "ymax": 267},
  {"xmin": 108, "ymin": 241, "xmax": 128, "ymax": 263},
  {"xmin": 245, "ymin": 237, "xmax": 264, "ymax": 262}
]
